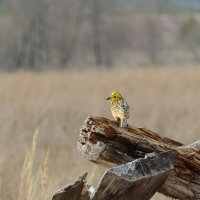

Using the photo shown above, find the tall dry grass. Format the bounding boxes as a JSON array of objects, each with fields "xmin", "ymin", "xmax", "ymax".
[
  {"xmin": 0, "ymin": 67, "xmax": 200, "ymax": 199},
  {"xmin": 18, "ymin": 129, "xmax": 49, "ymax": 200}
]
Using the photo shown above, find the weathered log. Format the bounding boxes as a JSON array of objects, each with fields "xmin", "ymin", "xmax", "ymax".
[
  {"xmin": 52, "ymin": 152, "xmax": 173, "ymax": 200},
  {"xmin": 77, "ymin": 116, "xmax": 200, "ymax": 199},
  {"xmin": 92, "ymin": 151, "xmax": 173, "ymax": 200}
]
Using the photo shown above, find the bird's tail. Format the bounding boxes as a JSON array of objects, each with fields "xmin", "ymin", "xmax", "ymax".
[{"xmin": 120, "ymin": 118, "xmax": 128, "ymax": 127}]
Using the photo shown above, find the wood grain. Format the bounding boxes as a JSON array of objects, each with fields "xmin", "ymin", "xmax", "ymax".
[{"xmin": 77, "ymin": 116, "xmax": 200, "ymax": 199}]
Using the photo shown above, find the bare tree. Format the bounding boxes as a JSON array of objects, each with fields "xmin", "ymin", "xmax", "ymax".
[
  {"xmin": 9, "ymin": 0, "xmax": 50, "ymax": 69},
  {"xmin": 145, "ymin": 14, "xmax": 164, "ymax": 65},
  {"xmin": 91, "ymin": 0, "xmax": 103, "ymax": 66},
  {"xmin": 52, "ymin": 0, "xmax": 87, "ymax": 68},
  {"xmin": 1, "ymin": 0, "xmax": 200, "ymax": 69}
]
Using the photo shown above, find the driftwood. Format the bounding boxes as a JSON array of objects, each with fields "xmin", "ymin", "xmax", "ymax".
[
  {"xmin": 52, "ymin": 152, "xmax": 173, "ymax": 200},
  {"xmin": 77, "ymin": 116, "xmax": 200, "ymax": 200}
]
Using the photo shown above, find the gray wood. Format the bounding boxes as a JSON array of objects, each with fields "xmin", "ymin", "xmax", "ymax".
[
  {"xmin": 91, "ymin": 151, "xmax": 173, "ymax": 200},
  {"xmin": 52, "ymin": 173, "xmax": 89, "ymax": 200},
  {"xmin": 52, "ymin": 153, "xmax": 173, "ymax": 200},
  {"xmin": 77, "ymin": 116, "xmax": 200, "ymax": 199}
]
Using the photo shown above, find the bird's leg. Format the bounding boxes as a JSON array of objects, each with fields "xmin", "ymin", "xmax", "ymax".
[
  {"xmin": 115, "ymin": 117, "xmax": 120, "ymax": 126},
  {"xmin": 120, "ymin": 119, "xmax": 123, "ymax": 127},
  {"xmin": 121, "ymin": 118, "xmax": 128, "ymax": 127}
]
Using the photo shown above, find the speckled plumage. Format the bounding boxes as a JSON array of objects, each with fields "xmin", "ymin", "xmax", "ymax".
[{"xmin": 106, "ymin": 92, "xmax": 129, "ymax": 127}]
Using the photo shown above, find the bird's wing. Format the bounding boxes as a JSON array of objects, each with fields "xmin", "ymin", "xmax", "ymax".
[{"xmin": 117, "ymin": 100, "xmax": 129, "ymax": 117}]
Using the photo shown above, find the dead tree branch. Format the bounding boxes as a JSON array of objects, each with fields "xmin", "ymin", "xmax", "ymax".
[{"xmin": 77, "ymin": 116, "xmax": 200, "ymax": 199}]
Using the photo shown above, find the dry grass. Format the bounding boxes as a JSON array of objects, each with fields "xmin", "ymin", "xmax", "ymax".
[
  {"xmin": 0, "ymin": 67, "xmax": 200, "ymax": 199},
  {"xmin": 18, "ymin": 129, "xmax": 49, "ymax": 200}
]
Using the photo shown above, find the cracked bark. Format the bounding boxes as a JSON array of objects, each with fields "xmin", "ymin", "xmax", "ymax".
[{"xmin": 77, "ymin": 116, "xmax": 200, "ymax": 199}]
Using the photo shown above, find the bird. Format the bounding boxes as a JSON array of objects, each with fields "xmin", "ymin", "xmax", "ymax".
[{"xmin": 106, "ymin": 91, "xmax": 129, "ymax": 127}]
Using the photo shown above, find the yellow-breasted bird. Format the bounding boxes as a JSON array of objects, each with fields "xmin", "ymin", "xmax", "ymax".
[{"xmin": 106, "ymin": 91, "xmax": 129, "ymax": 127}]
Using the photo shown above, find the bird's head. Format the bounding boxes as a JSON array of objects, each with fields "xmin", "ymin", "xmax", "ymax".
[{"xmin": 106, "ymin": 91, "xmax": 123, "ymax": 104}]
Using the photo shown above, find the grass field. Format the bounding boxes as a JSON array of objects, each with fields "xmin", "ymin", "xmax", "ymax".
[{"xmin": 0, "ymin": 67, "xmax": 200, "ymax": 200}]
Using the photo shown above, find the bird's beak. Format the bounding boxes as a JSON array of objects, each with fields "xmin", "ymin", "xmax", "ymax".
[{"xmin": 105, "ymin": 97, "xmax": 111, "ymax": 101}]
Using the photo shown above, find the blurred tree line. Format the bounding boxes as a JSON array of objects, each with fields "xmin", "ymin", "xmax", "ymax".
[{"xmin": 0, "ymin": 0, "xmax": 200, "ymax": 70}]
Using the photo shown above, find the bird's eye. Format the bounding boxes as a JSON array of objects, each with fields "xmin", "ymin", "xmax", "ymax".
[{"xmin": 114, "ymin": 96, "xmax": 116, "ymax": 98}]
